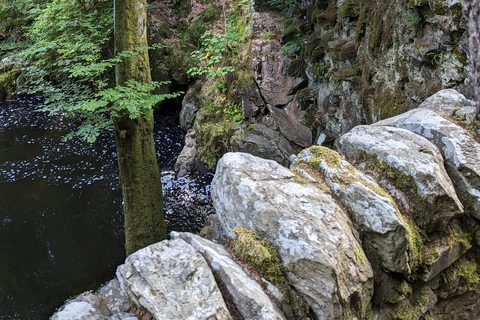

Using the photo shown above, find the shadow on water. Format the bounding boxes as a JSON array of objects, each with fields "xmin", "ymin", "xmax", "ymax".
[{"xmin": 0, "ymin": 97, "xmax": 213, "ymax": 319}]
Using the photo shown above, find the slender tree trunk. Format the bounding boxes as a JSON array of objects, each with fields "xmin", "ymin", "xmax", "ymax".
[
  {"xmin": 462, "ymin": 0, "xmax": 480, "ymax": 118},
  {"xmin": 114, "ymin": 0, "xmax": 166, "ymax": 255}
]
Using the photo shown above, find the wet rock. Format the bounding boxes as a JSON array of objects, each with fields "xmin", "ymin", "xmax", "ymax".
[
  {"xmin": 211, "ymin": 152, "xmax": 373, "ymax": 320},
  {"xmin": 230, "ymin": 123, "xmax": 294, "ymax": 167},
  {"xmin": 171, "ymin": 231, "xmax": 286, "ymax": 320},
  {"xmin": 116, "ymin": 239, "xmax": 232, "ymax": 320},
  {"xmin": 374, "ymin": 107, "xmax": 480, "ymax": 219},
  {"xmin": 339, "ymin": 125, "xmax": 463, "ymax": 232},
  {"xmin": 293, "ymin": 146, "xmax": 412, "ymax": 274}
]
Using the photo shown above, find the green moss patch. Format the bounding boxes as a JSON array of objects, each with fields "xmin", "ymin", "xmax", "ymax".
[{"xmin": 229, "ymin": 228, "xmax": 312, "ymax": 318}]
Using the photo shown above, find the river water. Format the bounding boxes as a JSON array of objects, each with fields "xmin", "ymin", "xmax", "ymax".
[{"xmin": 0, "ymin": 97, "xmax": 213, "ymax": 319}]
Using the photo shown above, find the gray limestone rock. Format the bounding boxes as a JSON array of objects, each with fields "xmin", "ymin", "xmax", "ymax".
[
  {"xmin": 339, "ymin": 125, "xmax": 463, "ymax": 232},
  {"xmin": 116, "ymin": 239, "xmax": 232, "ymax": 320},
  {"xmin": 374, "ymin": 107, "xmax": 480, "ymax": 219},
  {"xmin": 419, "ymin": 89, "xmax": 477, "ymax": 125},
  {"xmin": 51, "ymin": 301, "xmax": 106, "ymax": 320},
  {"xmin": 211, "ymin": 152, "xmax": 373, "ymax": 320},
  {"xmin": 294, "ymin": 146, "xmax": 412, "ymax": 275},
  {"xmin": 171, "ymin": 231, "xmax": 286, "ymax": 320}
]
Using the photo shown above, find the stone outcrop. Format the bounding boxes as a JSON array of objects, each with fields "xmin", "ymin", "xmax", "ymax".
[
  {"xmin": 171, "ymin": 231, "xmax": 286, "ymax": 320},
  {"xmin": 292, "ymin": 146, "xmax": 412, "ymax": 275},
  {"xmin": 339, "ymin": 125, "xmax": 464, "ymax": 232},
  {"xmin": 373, "ymin": 101, "xmax": 480, "ymax": 219},
  {"xmin": 51, "ymin": 279, "xmax": 132, "ymax": 320},
  {"xmin": 230, "ymin": 123, "xmax": 295, "ymax": 167},
  {"xmin": 211, "ymin": 152, "xmax": 373, "ymax": 320},
  {"xmin": 116, "ymin": 239, "xmax": 232, "ymax": 320}
]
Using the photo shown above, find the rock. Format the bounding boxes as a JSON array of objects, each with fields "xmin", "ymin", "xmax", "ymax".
[
  {"xmin": 180, "ymin": 92, "xmax": 201, "ymax": 130},
  {"xmin": 250, "ymin": 40, "xmax": 297, "ymax": 107},
  {"xmin": 211, "ymin": 152, "xmax": 373, "ymax": 320},
  {"xmin": 175, "ymin": 128, "xmax": 197, "ymax": 177},
  {"xmin": 96, "ymin": 279, "xmax": 131, "ymax": 315},
  {"xmin": 267, "ymin": 101, "xmax": 312, "ymax": 147},
  {"xmin": 51, "ymin": 301, "xmax": 106, "ymax": 320},
  {"xmin": 418, "ymin": 89, "xmax": 477, "ymax": 126},
  {"xmin": 171, "ymin": 231, "xmax": 286, "ymax": 320},
  {"xmin": 116, "ymin": 239, "xmax": 232, "ymax": 320},
  {"xmin": 422, "ymin": 239, "xmax": 469, "ymax": 282},
  {"xmin": 237, "ymin": 82, "xmax": 265, "ymax": 118},
  {"xmin": 374, "ymin": 107, "xmax": 480, "ymax": 219},
  {"xmin": 51, "ymin": 278, "xmax": 131, "ymax": 320},
  {"xmin": 293, "ymin": 146, "xmax": 412, "ymax": 274},
  {"xmin": 230, "ymin": 123, "xmax": 294, "ymax": 167},
  {"xmin": 339, "ymin": 125, "xmax": 463, "ymax": 232}
]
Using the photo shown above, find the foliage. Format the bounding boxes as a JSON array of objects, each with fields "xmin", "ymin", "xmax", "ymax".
[
  {"xmin": 402, "ymin": 12, "xmax": 422, "ymax": 28},
  {"xmin": 187, "ymin": 31, "xmax": 235, "ymax": 78},
  {"xmin": 14, "ymin": 0, "xmax": 180, "ymax": 142}
]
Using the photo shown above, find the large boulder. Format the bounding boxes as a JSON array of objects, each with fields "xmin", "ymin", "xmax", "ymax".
[
  {"xmin": 339, "ymin": 125, "xmax": 463, "ymax": 233},
  {"xmin": 171, "ymin": 231, "xmax": 286, "ymax": 320},
  {"xmin": 292, "ymin": 146, "xmax": 412, "ymax": 275},
  {"xmin": 51, "ymin": 279, "xmax": 132, "ymax": 320},
  {"xmin": 418, "ymin": 89, "xmax": 477, "ymax": 126},
  {"xmin": 116, "ymin": 239, "xmax": 232, "ymax": 320},
  {"xmin": 374, "ymin": 107, "xmax": 480, "ymax": 219},
  {"xmin": 230, "ymin": 123, "xmax": 294, "ymax": 167},
  {"xmin": 211, "ymin": 152, "xmax": 373, "ymax": 320}
]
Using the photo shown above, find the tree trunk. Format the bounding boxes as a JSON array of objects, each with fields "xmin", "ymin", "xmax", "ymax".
[
  {"xmin": 114, "ymin": 0, "xmax": 166, "ymax": 255},
  {"xmin": 462, "ymin": 0, "xmax": 480, "ymax": 118}
]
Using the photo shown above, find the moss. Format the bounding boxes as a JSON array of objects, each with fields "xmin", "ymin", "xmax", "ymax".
[
  {"xmin": 150, "ymin": 289, "xmax": 157, "ymax": 296},
  {"xmin": 354, "ymin": 247, "xmax": 367, "ymax": 264},
  {"xmin": 236, "ymin": 70, "xmax": 255, "ymax": 89},
  {"xmin": 398, "ymin": 280, "xmax": 413, "ymax": 299},
  {"xmin": 392, "ymin": 297, "xmax": 428, "ymax": 320},
  {"xmin": 373, "ymin": 86, "xmax": 413, "ymax": 120},
  {"xmin": 446, "ymin": 220, "xmax": 473, "ymax": 251},
  {"xmin": 338, "ymin": 0, "xmax": 360, "ymax": 19},
  {"xmin": 230, "ymin": 228, "xmax": 312, "ymax": 318},
  {"xmin": 442, "ymin": 256, "xmax": 480, "ymax": 293},
  {"xmin": 339, "ymin": 42, "xmax": 357, "ymax": 61},
  {"xmin": 282, "ymin": 21, "xmax": 303, "ymax": 36}
]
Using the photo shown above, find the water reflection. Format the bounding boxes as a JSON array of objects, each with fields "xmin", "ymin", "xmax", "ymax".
[{"xmin": 0, "ymin": 97, "xmax": 213, "ymax": 319}]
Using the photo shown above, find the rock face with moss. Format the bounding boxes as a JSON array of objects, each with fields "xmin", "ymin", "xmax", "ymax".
[
  {"xmin": 211, "ymin": 152, "xmax": 373, "ymax": 320},
  {"xmin": 292, "ymin": 146, "xmax": 412, "ymax": 275},
  {"xmin": 270, "ymin": 0, "xmax": 472, "ymax": 148},
  {"xmin": 339, "ymin": 125, "xmax": 464, "ymax": 232},
  {"xmin": 373, "ymin": 98, "xmax": 480, "ymax": 219}
]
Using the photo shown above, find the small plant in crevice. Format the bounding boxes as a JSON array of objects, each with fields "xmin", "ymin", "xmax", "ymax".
[
  {"xmin": 403, "ymin": 12, "xmax": 422, "ymax": 29},
  {"xmin": 426, "ymin": 51, "xmax": 444, "ymax": 66}
]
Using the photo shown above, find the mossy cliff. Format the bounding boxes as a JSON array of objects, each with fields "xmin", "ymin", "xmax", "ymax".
[{"xmin": 280, "ymin": 0, "xmax": 470, "ymax": 147}]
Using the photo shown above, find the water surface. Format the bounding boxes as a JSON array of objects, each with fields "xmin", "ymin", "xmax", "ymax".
[{"xmin": 0, "ymin": 97, "xmax": 212, "ymax": 319}]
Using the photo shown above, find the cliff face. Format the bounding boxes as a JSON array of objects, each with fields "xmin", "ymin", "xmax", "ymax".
[{"xmin": 276, "ymin": 0, "xmax": 471, "ymax": 146}]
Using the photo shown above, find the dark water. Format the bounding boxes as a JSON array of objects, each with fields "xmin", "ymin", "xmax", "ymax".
[{"xmin": 0, "ymin": 97, "xmax": 213, "ymax": 319}]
